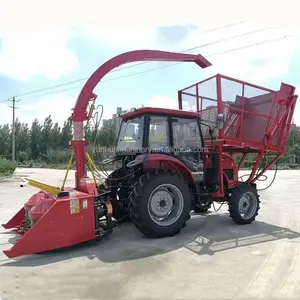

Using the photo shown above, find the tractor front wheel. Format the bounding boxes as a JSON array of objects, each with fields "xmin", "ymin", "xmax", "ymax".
[
  {"xmin": 129, "ymin": 171, "xmax": 192, "ymax": 238},
  {"xmin": 228, "ymin": 183, "xmax": 260, "ymax": 224}
]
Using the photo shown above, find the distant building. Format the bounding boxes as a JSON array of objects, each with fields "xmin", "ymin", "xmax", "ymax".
[
  {"xmin": 103, "ymin": 106, "xmax": 130, "ymax": 131},
  {"xmin": 102, "ymin": 105, "xmax": 158, "ymax": 133}
]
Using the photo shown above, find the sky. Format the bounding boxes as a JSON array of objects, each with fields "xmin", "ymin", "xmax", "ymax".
[{"xmin": 0, "ymin": 0, "xmax": 300, "ymax": 127}]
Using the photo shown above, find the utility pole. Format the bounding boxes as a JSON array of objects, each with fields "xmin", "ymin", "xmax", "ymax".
[{"xmin": 7, "ymin": 97, "xmax": 20, "ymax": 162}]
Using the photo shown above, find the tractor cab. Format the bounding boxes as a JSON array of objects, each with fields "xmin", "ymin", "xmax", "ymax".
[{"xmin": 116, "ymin": 107, "xmax": 207, "ymax": 171}]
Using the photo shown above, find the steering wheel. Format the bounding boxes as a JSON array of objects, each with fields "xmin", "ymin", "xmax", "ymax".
[
  {"xmin": 100, "ymin": 157, "xmax": 114, "ymax": 165},
  {"xmin": 126, "ymin": 159, "xmax": 142, "ymax": 168},
  {"xmin": 148, "ymin": 144, "xmax": 169, "ymax": 153},
  {"xmin": 131, "ymin": 133, "xmax": 139, "ymax": 141},
  {"xmin": 183, "ymin": 146, "xmax": 192, "ymax": 152},
  {"xmin": 175, "ymin": 145, "xmax": 192, "ymax": 153},
  {"xmin": 162, "ymin": 145, "xmax": 170, "ymax": 153}
]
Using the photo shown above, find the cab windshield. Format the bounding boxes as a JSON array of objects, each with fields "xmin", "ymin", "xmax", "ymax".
[{"xmin": 116, "ymin": 116, "xmax": 144, "ymax": 153}]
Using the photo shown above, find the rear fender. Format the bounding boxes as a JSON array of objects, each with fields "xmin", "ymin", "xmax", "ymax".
[
  {"xmin": 204, "ymin": 153, "xmax": 238, "ymax": 189},
  {"xmin": 221, "ymin": 154, "xmax": 239, "ymax": 188},
  {"xmin": 136, "ymin": 154, "xmax": 195, "ymax": 183}
]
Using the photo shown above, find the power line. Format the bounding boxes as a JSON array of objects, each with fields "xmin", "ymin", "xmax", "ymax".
[
  {"xmin": 14, "ymin": 20, "xmax": 265, "ymax": 98},
  {"xmin": 180, "ymin": 26, "xmax": 274, "ymax": 53},
  {"xmin": 206, "ymin": 35, "xmax": 292, "ymax": 57},
  {"xmin": 20, "ymin": 34, "xmax": 291, "ymax": 102}
]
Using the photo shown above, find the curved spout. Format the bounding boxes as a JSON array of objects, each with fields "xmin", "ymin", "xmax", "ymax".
[{"xmin": 72, "ymin": 49, "xmax": 212, "ymax": 122}]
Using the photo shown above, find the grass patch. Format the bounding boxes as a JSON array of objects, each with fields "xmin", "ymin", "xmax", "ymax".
[{"xmin": 0, "ymin": 159, "xmax": 17, "ymax": 176}]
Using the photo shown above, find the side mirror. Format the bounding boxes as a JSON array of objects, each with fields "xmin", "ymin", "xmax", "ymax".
[{"xmin": 216, "ymin": 113, "xmax": 224, "ymax": 129}]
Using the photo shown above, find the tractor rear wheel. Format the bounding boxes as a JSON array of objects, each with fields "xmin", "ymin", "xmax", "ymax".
[
  {"xmin": 228, "ymin": 183, "xmax": 260, "ymax": 224},
  {"xmin": 129, "ymin": 171, "xmax": 192, "ymax": 238}
]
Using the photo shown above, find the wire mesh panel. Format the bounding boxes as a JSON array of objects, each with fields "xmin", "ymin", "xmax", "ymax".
[
  {"xmin": 181, "ymin": 93, "xmax": 197, "ymax": 111},
  {"xmin": 178, "ymin": 74, "xmax": 296, "ymax": 150},
  {"xmin": 221, "ymin": 78, "xmax": 243, "ymax": 140},
  {"xmin": 198, "ymin": 77, "xmax": 218, "ymax": 137},
  {"xmin": 221, "ymin": 76, "xmax": 277, "ymax": 145},
  {"xmin": 181, "ymin": 85, "xmax": 197, "ymax": 111},
  {"xmin": 243, "ymin": 84, "xmax": 277, "ymax": 145},
  {"xmin": 180, "ymin": 76, "xmax": 219, "ymax": 138}
]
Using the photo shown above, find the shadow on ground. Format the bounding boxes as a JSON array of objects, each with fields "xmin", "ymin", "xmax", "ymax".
[{"xmin": 1, "ymin": 212, "xmax": 300, "ymax": 267}]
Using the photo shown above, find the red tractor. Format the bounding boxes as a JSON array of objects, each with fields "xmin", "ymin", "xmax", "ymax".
[{"xmin": 2, "ymin": 50, "xmax": 297, "ymax": 258}]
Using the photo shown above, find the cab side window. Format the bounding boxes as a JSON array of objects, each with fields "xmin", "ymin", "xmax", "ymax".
[
  {"xmin": 171, "ymin": 117, "xmax": 203, "ymax": 171},
  {"xmin": 171, "ymin": 117, "xmax": 202, "ymax": 149}
]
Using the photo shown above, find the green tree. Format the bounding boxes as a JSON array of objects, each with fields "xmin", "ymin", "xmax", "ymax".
[
  {"xmin": 16, "ymin": 121, "xmax": 30, "ymax": 162},
  {"xmin": 40, "ymin": 115, "xmax": 53, "ymax": 154},
  {"xmin": 51, "ymin": 122, "xmax": 61, "ymax": 149},
  {"xmin": 60, "ymin": 119, "xmax": 72, "ymax": 148},
  {"xmin": 0, "ymin": 124, "xmax": 11, "ymax": 158},
  {"xmin": 30, "ymin": 119, "xmax": 42, "ymax": 160}
]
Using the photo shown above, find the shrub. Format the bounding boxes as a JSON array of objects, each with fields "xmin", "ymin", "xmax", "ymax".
[
  {"xmin": 18, "ymin": 151, "xmax": 29, "ymax": 163},
  {"xmin": 0, "ymin": 159, "xmax": 17, "ymax": 176}
]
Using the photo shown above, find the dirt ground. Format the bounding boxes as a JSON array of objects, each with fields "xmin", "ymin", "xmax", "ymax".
[{"xmin": 1, "ymin": 168, "xmax": 300, "ymax": 300}]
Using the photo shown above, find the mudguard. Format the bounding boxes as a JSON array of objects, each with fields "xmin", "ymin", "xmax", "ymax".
[{"xmin": 135, "ymin": 153, "xmax": 195, "ymax": 183}]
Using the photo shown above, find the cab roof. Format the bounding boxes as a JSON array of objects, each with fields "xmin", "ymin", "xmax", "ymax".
[{"xmin": 121, "ymin": 107, "xmax": 200, "ymax": 120}]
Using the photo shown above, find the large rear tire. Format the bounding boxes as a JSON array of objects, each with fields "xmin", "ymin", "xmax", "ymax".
[
  {"xmin": 129, "ymin": 171, "xmax": 192, "ymax": 238},
  {"xmin": 228, "ymin": 183, "xmax": 260, "ymax": 224}
]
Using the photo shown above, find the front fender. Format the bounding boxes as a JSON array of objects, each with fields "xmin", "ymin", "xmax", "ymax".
[{"xmin": 136, "ymin": 153, "xmax": 195, "ymax": 183}]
